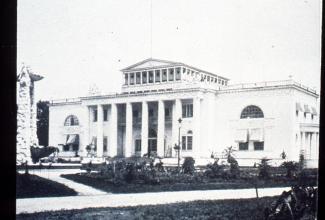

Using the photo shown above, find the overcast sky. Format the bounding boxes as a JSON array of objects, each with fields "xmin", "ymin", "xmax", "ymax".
[{"xmin": 18, "ymin": 0, "xmax": 322, "ymax": 102}]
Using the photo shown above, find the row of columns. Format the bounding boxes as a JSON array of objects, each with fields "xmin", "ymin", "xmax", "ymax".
[
  {"xmin": 85, "ymin": 97, "xmax": 201, "ymax": 158},
  {"xmin": 300, "ymin": 131, "xmax": 319, "ymax": 160}
]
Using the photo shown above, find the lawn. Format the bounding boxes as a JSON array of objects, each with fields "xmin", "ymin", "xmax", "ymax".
[
  {"xmin": 61, "ymin": 172, "xmax": 316, "ymax": 194},
  {"xmin": 16, "ymin": 172, "xmax": 77, "ymax": 198},
  {"xmin": 16, "ymin": 196, "xmax": 279, "ymax": 220}
]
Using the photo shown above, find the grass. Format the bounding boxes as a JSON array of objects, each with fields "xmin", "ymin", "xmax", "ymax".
[
  {"xmin": 60, "ymin": 172, "xmax": 316, "ymax": 194},
  {"xmin": 16, "ymin": 196, "xmax": 278, "ymax": 220},
  {"xmin": 16, "ymin": 172, "xmax": 77, "ymax": 198}
]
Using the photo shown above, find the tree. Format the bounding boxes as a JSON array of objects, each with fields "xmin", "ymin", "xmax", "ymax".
[{"xmin": 37, "ymin": 100, "xmax": 49, "ymax": 146}]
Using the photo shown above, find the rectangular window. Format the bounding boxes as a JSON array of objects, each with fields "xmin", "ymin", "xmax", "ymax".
[
  {"xmin": 175, "ymin": 67, "xmax": 181, "ymax": 80},
  {"xmin": 142, "ymin": 72, "xmax": 147, "ymax": 84},
  {"xmin": 103, "ymin": 108, "xmax": 108, "ymax": 121},
  {"xmin": 148, "ymin": 71, "xmax": 154, "ymax": 83},
  {"xmin": 165, "ymin": 108, "xmax": 170, "ymax": 117},
  {"xmin": 182, "ymin": 136, "xmax": 186, "ymax": 150},
  {"xmin": 168, "ymin": 69, "xmax": 174, "ymax": 81},
  {"xmin": 207, "ymin": 76, "xmax": 210, "ymax": 81},
  {"xmin": 183, "ymin": 68, "xmax": 186, "ymax": 73},
  {"xmin": 133, "ymin": 110, "xmax": 139, "ymax": 118},
  {"xmin": 103, "ymin": 136, "xmax": 108, "ymax": 152},
  {"xmin": 130, "ymin": 73, "xmax": 134, "ymax": 85},
  {"xmin": 136, "ymin": 72, "xmax": 141, "ymax": 84},
  {"xmin": 187, "ymin": 136, "xmax": 192, "ymax": 150},
  {"xmin": 182, "ymin": 104, "xmax": 193, "ymax": 118},
  {"xmin": 162, "ymin": 69, "xmax": 167, "ymax": 82},
  {"xmin": 254, "ymin": 141, "xmax": 264, "ymax": 150},
  {"xmin": 135, "ymin": 139, "xmax": 141, "ymax": 152},
  {"xmin": 124, "ymin": 74, "xmax": 128, "ymax": 85},
  {"xmin": 93, "ymin": 109, "xmax": 98, "ymax": 122},
  {"xmin": 239, "ymin": 142, "xmax": 248, "ymax": 151},
  {"xmin": 155, "ymin": 70, "xmax": 160, "ymax": 82},
  {"xmin": 149, "ymin": 109, "xmax": 154, "ymax": 117}
]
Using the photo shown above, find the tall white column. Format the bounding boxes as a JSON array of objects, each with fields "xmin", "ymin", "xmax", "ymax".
[
  {"xmin": 172, "ymin": 99, "xmax": 182, "ymax": 157},
  {"xmin": 157, "ymin": 100, "xmax": 165, "ymax": 157},
  {"xmin": 109, "ymin": 103, "xmax": 118, "ymax": 157},
  {"xmin": 141, "ymin": 101, "xmax": 148, "ymax": 156},
  {"xmin": 193, "ymin": 97, "xmax": 201, "ymax": 158},
  {"xmin": 83, "ymin": 106, "xmax": 90, "ymax": 157},
  {"xmin": 125, "ymin": 102, "xmax": 133, "ymax": 157},
  {"xmin": 97, "ymin": 105, "xmax": 103, "ymax": 157}
]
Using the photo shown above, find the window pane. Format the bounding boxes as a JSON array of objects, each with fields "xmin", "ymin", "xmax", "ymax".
[
  {"xmin": 239, "ymin": 142, "xmax": 248, "ymax": 150},
  {"xmin": 142, "ymin": 72, "xmax": 147, "ymax": 84},
  {"xmin": 148, "ymin": 71, "xmax": 154, "ymax": 83},
  {"xmin": 182, "ymin": 136, "xmax": 186, "ymax": 150},
  {"xmin": 103, "ymin": 137, "xmax": 108, "ymax": 152},
  {"xmin": 240, "ymin": 105, "xmax": 264, "ymax": 119},
  {"xmin": 168, "ymin": 69, "xmax": 174, "ymax": 81},
  {"xmin": 189, "ymin": 104, "xmax": 193, "ymax": 117},
  {"xmin": 162, "ymin": 69, "xmax": 167, "ymax": 82},
  {"xmin": 155, "ymin": 70, "xmax": 160, "ymax": 82},
  {"xmin": 182, "ymin": 105, "xmax": 186, "ymax": 118},
  {"xmin": 254, "ymin": 141, "xmax": 264, "ymax": 150},
  {"xmin": 130, "ymin": 73, "xmax": 134, "ymax": 85},
  {"xmin": 187, "ymin": 136, "xmax": 192, "ymax": 150},
  {"xmin": 135, "ymin": 139, "xmax": 141, "ymax": 152},
  {"xmin": 176, "ymin": 67, "xmax": 181, "ymax": 80},
  {"xmin": 93, "ymin": 109, "xmax": 98, "ymax": 122},
  {"xmin": 136, "ymin": 72, "xmax": 141, "ymax": 84},
  {"xmin": 124, "ymin": 74, "xmax": 128, "ymax": 85},
  {"xmin": 103, "ymin": 109, "xmax": 108, "ymax": 121}
]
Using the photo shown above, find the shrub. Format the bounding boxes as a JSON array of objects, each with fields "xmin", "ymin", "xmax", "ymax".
[
  {"xmin": 281, "ymin": 161, "xmax": 299, "ymax": 178},
  {"xmin": 182, "ymin": 157, "xmax": 195, "ymax": 175},
  {"xmin": 205, "ymin": 158, "xmax": 227, "ymax": 179},
  {"xmin": 258, "ymin": 158, "xmax": 271, "ymax": 179}
]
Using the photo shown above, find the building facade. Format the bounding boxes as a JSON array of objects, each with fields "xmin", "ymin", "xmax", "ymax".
[{"xmin": 49, "ymin": 58, "xmax": 319, "ymax": 167}]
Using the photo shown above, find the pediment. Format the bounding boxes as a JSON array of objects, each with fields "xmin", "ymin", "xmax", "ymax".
[{"xmin": 122, "ymin": 58, "xmax": 181, "ymax": 71}]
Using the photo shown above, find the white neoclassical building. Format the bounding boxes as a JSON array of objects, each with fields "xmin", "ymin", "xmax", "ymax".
[{"xmin": 49, "ymin": 58, "xmax": 319, "ymax": 167}]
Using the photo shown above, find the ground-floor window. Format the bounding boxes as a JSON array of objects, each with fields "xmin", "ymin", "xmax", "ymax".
[
  {"xmin": 182, "ymin": 135, "xmax": 193, "ymax": 151},
  {"xmin": 64, "ymin": 134, "xmax": 79, "ymax": 151},
  {"xmin": 135, "ymin": 139, "xmax": 141, "ymax": 152},
  {"xmin": 238, "ymin": 142, "xmax": 248, "ymax": 151},
  {"xmin": 254, "ymin": 141, "xmax": 264, "ymax": 150},
  {"xmin": 103, "ymin": 136, "xmax": 108, "ymax": 152}
]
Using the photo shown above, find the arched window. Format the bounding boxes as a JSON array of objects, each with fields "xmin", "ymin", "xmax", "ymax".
[
  {"xmin": 240, "ymin": 105, "xmax": 264, "ymax": 119},
  {"xmin": 64, "ymin": 115, "xmax": 79, "ymax": 126}
]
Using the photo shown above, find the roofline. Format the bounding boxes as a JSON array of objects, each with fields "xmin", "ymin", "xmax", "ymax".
[{"xmin": 121, "ymin": 58, "xmax": 230, "ymax": 81}]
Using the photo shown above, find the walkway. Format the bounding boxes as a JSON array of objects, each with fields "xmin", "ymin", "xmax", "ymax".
[
  {"xmin": 19, "ymin": 169, "xmax": 106, "ymax": 196},
  {"xmin": 16, "ymin": 187, "xmax": 290, "ymax": 214}
]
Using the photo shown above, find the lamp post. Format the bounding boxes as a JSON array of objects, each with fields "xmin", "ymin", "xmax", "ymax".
[{"xmin": 177, "ymin": 118, "xmax": 182, "ymax": 169}]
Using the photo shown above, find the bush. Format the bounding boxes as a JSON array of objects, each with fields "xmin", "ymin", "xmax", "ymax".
[
  {"xmin": 281, "ymin": 161, "xmax": 299, "ymax": 178},
  {"xmin": 205, "ymin": 158, "xmax": 227, "ymax": 179},
  {"xmin": 182, "ymin": 157, "xmax": 195, "ymax": 175},
  {"xmin": 258, "ymin": 158, "xmax": 271, "ymax": 179}
]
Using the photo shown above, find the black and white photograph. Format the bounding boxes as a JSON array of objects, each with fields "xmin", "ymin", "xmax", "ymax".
[{"xmin": 16, "ymin": 0, "xmax": 321, "ymax": 219}]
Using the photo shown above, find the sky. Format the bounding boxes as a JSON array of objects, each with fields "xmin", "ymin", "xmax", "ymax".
[{"xmin": 17, "ymin": 0, "xmax": 322, "ymax": 102}]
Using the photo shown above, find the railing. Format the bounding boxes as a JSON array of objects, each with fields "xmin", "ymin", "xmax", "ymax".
[
  {"xmin": 50, "ymin": 98, "xmax": 81, "ymax": 104},
  {"xmin": 224, "ymin": 80, "xmax": 317, "ymax": 94}
]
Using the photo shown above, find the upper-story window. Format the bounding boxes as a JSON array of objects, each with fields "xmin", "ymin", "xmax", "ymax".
[
  {"xmin": 142, "ymin": 71, "xmax": 147, "ymax": 84},
  {"xmin": 162, "ymin": 69, "xmax": 167, "ymax": 82},
  {"xmin": 130, "ymin": 73, "xmax": 135, "ymax": 85},
  {"xmin": 64, "ymin": 115, "xmax": 79, "ymax": 126},
  {"xmin": 148, "ymin": 71, "xmax": 154, "ymax": 83},
  {"xmin": 155, "ymin": 70, "xmax": 160, "ymax": 82},
  {"xmin": 168, "ymin": 68, "xmax": 174, "ymax": 81},
  {"xmin": 93, "ymin": 109, "xmax": 98, "ymax": 122},
  {"xmin": 124, "ymin": 74, "xmax": 128, "ymax": 85},
  {"xmin": 240, "ymin": 105, "xmax": 264, "ymax": 119},
  {"xmin": 136, "ymin": 72, "xmax": 141, "ymax": 84},
  {"xmin": 182, "ymin": 103, "xmax": 193, "ymax": 118},
  {"xmin": 103, "ymin": 108, "xmax": 108, "ymax": 121},
  {"xmin": 215, "ymin": 78, "xmax": 218, "ymax": 83},
  {"xmin": 176, "ymin": 67, "xmax": 181, "ymax": 80},
  {"xmin": 207, "ymin": 76, "xmax": 210, "ymax": 82}
]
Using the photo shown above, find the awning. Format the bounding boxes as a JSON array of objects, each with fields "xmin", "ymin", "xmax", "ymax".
[
  {"xmin": 311, "ymin": 107, "xmax": 318, "ymax": 115},
  {"xmin": 296, "ymin": 102, "xmax": 303, "ymax": 111},
  {"xmin": 304, "ymin": 105, "xmax": 311, "ymax": 113},
  {"xmin": 249, "ymin": 128, "xmax": 264, "ymax": 141},
  {"xmin": 66, "ymin": 134, "xmax": 79, "ymax": 145},
  {"xmin": 234, "ymin": 129, "xmax": 248, "ymax": 142}
]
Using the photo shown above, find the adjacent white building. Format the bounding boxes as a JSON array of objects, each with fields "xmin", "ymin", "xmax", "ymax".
[{"xmin": 49, "ymin": 58, "xmax": 319, "ymax": 167}]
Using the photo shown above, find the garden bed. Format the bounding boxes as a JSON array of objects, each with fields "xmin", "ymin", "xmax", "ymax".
[
  {"xmin": 61, "ymin": 172, "xmax": 316, "ymax": 194},
  {"xmin": 16, "ymin": 172, "xmax": 77, "ymax": 198},
  {"xmin": 16, "ymin": 196, "xmax": 279, "ymax": 220}
]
